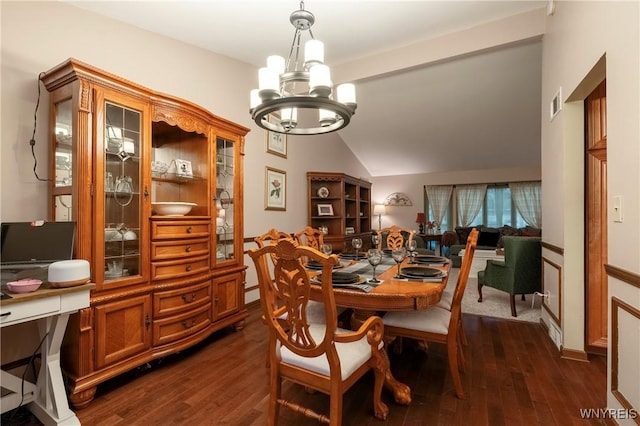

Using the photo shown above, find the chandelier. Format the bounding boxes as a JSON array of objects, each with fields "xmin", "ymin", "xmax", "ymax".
[{"xmin": 249, "ymin": 1, "xmax": 357, "ymax": 135}]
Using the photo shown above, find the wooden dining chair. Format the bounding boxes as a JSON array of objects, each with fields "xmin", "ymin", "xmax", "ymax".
[
  {"xmin": 381, "ymin": 228, "xmax": 478, "ymax": 399},
  {"xmin": 248, "ymin": 239, "xmax": 388, "ymax": 425},
  {"xmin": 376, "ymin": 225, "xmax": 415, "ymax": 250},
  {"xmin": 293, "ymin": 226, "xmax": 324, "ymax": 250},
  {"xmin": 255, "ymin": 228, "xmax": 295, "ymax": 264},
  {"xmin": 254, "ymin": 227, "xmax": 326, "ymax": 370}
]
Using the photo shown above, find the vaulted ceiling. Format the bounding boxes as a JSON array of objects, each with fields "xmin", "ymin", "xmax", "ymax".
[{"xmin": 66, "ymin": 0, "xmax": 546, "ymax": 177}]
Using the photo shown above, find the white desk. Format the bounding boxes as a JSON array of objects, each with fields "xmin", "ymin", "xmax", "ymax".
[
  {"xmin": 1, "ymin": 284, "xmax": 93, "ymax": 425},
  {"xmin": 458, "ymin": 249, "xmax": 504, "ymax": 278}
]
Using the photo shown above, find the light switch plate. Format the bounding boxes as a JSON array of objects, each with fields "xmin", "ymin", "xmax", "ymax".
[{"xmin": 613, "ymin": 195, "xmax": 623, "ymax": 222}]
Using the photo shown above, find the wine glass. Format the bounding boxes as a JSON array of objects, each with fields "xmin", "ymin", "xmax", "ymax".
[
  {"xmin": 321, "ymin": 243, "xmax": 333, "ymax": 256},
  {"xmin": 371, "ymin": 233, "xmax": 380, "ymax": 249},
  {"xmin": 391, "ymin": 247, "xmax": 407, "ymax": 279},
  {"xmin": 352, "ymin": 237, "xmax": 363, "ymax": 260},
  {"xmin": 367, "ymin": 249, "xmax": 382, "ymax": 283},
  {"xmin": 405, "ymin": 239, "xmax": 417, "ymax": 264}
]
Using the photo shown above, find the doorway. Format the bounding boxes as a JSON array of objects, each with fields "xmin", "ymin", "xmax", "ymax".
[{"xmin": 585, "ymin": 79, "xmax": 607, "ymax": 355}]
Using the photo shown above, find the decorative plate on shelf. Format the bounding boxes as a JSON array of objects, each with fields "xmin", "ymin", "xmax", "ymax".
[{"xmin": 317, "ymin": 186, "xmax": 329, "ymax": 198}]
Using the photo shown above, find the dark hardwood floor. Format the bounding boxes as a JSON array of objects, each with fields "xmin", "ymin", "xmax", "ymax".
[{"xmin": 3, "ymin": 305, "xmax": 609, "ymax": 426}]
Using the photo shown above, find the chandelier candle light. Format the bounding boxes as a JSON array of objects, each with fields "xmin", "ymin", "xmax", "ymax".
[{"xmin": 249, "ymin": 1, "xmax": 357, "ymax": 135}]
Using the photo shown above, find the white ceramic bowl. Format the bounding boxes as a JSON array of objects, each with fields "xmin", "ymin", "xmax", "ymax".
[
  {"xmin": 152, "ymin": 202, "xmax": 196, "ymax": 216},
  {"xmin": 7, "ymin": 279, "xmax": 43, "ymax": 293}
]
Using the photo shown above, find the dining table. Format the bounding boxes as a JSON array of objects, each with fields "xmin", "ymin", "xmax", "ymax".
[{"xmin": 308, "ymin": 253, "xmax": 452, "ymax": 406}]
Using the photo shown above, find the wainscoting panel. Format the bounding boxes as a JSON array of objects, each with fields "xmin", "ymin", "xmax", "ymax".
[
  {"xmin": 611, "ymin": 296, "xmax": 640, "ymax": 421},
  {"xmin": 542, "ymin": 256, "xmax": 562, "ymax": 325}
]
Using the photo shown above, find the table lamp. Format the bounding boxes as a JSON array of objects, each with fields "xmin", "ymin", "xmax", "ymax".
[
  {"xmin": 373, "ymin": 204, "xmax": 386, "ymax": 230},
  {"xmin": 415, "ymin": 212, "xmax": 426, "ymax": 234}
]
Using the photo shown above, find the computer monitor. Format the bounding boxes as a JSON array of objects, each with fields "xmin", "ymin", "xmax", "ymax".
[{"xmin": 0, "ymin": 221, "xmax": 76, "ymax": 265}]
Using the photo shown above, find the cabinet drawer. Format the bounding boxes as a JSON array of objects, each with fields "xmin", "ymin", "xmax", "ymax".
[
  {"xmin": 153, "ymin": 281, "xmax": 211, "ymax": 318},
  {"xmin": 152, "ymin": 303, "xmax": 211, "ymax": 346},
  {"xmin": 151, "ymin": 238, "xmax": 209, "ymax": 261},
  {"xmin": 151, "ymin": 255, "xmax": 210, "ymax": 281},
  {"xmin": 0, "ymin": 297, "xmax": 60, "ymax": 326},
  {"xmin": 151, "ymin": 221, "xmax": 210, "ymax": 240}
]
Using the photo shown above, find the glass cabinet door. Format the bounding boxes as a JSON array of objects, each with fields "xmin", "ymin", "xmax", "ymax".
[
  {"xmin": 104, "ymin": 102, "xmax": 142, "ymax": 280},
  {"xmin": 215, "ymin": 137, "xmax": 235, "ymax": 262},
  {"xmin": 53, "ymin": 98, "xmax": 73, "ymax": 221}
]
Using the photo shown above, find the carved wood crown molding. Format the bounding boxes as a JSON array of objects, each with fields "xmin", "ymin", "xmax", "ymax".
[
  {"xmin": 79, "ymin": 80, "xmax": 91, "ymax": 112},
  {"xmin": 153, "ymin": 110, "xmax": 209, "ymax": 135},
  {"xmin": 41, "ymin": 58, "xmax": 250, "ymax": 137}
]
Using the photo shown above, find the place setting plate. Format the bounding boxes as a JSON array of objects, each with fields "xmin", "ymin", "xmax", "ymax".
[
  {"xmin": 312, "ymin": 272, "xmax": 374, "ymax": 292},
  {"xmin": 305, "ymin": 260, "xmax": 346, "ymax": 271},
  {"xmin": 413, "ymin": 255, "xmax": 449, "ymax": 264},
  {"xmin": 399, "ymin": 266, "xmax": 444, "ymax": 279}
]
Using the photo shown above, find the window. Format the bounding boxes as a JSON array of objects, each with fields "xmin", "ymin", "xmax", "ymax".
[
  {"xmin": 469, "ymin": 185, "xmax": 526, "ymax": 228},
  {"xmin": 426, "ymin": 203, "xmax": 452, "ymax": 231},
  {"xmin": 425, "ymin": 183, "xmax": 535, "ymax": 230}
]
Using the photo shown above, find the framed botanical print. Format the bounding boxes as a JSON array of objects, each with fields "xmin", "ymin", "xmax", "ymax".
[
  {"xmin": 265, "ymin": 167, "xmax": 286, "ymax": 211},
  {"xmin": 266, "ymin": 115, "xmax": 287, "ymax": 158}
]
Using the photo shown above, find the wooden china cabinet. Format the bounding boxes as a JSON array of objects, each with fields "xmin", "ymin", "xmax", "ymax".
[
  {"xmin": 306, "ymin": 172, "xmax": 372, "ymax": 252},
  {"xmin": 42, "ymin": 58, "xmax": 249, "ymax": 408}
]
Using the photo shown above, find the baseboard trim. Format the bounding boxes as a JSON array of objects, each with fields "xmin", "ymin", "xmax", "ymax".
[{"xmin": 560, "ymin": 347, "xmax": 590, "ymax": 362}]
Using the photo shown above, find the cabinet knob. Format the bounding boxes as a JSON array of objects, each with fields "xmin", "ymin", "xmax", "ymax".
[
  {"xmin": 181, "ymin": 293, "xmax": 196, "ymax": 303},
  {"xmin": 186, "ymin": 226, "xmax": 193, "ymax": 233},
  {"xmin": 186, "ymin": 264, "xmax": 192, "ymax": 272},
  {"xmin": 186, "ymin": 246, "xmax": 192, "ymax": 253},
  {"xmin": 181, "ymin": 318, "xmax": 196, "ymax": 329}
]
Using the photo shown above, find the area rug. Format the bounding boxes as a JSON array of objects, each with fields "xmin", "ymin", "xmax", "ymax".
[{"xmin": 448, "ymin": 268, "xmax": 542, "ymax": 323}]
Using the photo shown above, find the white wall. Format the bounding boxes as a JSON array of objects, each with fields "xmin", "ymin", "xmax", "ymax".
[{"xmin": 541, "ymin": 1, "xmax": 639, "ymax": 421}]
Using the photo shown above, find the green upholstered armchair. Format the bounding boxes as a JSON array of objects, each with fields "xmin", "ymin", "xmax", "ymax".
[{"xmin": 477, "ymin": 236, "xmax": 542, "ymax": 317}]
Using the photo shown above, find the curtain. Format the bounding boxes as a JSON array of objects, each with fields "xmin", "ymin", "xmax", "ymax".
[
  {"xmin": 426, "ymin": 185, "xmax": 453, "ymax": 228},
  {"xmin": 456, "ymin": 184, "xmax": 487, "ymax": 226},
  {"xmin": 509, "ymin": 182, "xmax": 541, "ymax": 228}
]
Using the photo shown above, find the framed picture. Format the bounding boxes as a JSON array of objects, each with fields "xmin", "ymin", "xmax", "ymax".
[
  {"xmin": 265, "ymin": 167, "xmax": 286, "ymax": 211},
  {"xmin": 175, "ymin": 159, "xmax": 193, "ymax": 178},
  {"xmin": 317, "ymin": 203, "xmax": 334, "ymax": 216},
  {"xmin": 266, "ymin": 115, "xmax": 287, "ymax": 158}
]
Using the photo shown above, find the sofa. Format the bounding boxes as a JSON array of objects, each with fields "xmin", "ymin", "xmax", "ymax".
[{"xmin": 443, "ymin": 225, "xmax": 541, "ymax": 267}]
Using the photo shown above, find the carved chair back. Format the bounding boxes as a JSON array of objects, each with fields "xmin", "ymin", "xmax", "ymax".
[{"xmin": 376, "ymin": 225, "xmax": 416, "ymax": 250}]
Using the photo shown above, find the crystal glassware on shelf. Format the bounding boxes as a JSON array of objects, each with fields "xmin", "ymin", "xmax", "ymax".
[
  {"xmin": 367, "ymin": 249, "xmax": 382, "ymax": 283},
  {"xmin": 321, "ymin": 243, "xmax": 333, "ymax": 256},
  {"xmin": 405, "ymin": 239, "xmax": 417, "ymax": 264},
  {"xmin": 351, "ymin": 237, "xmax": 362, "ymax": 260},
  {"xmin": 391, "ymin": 247, "xmax": 407, "ymax": 279}
]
